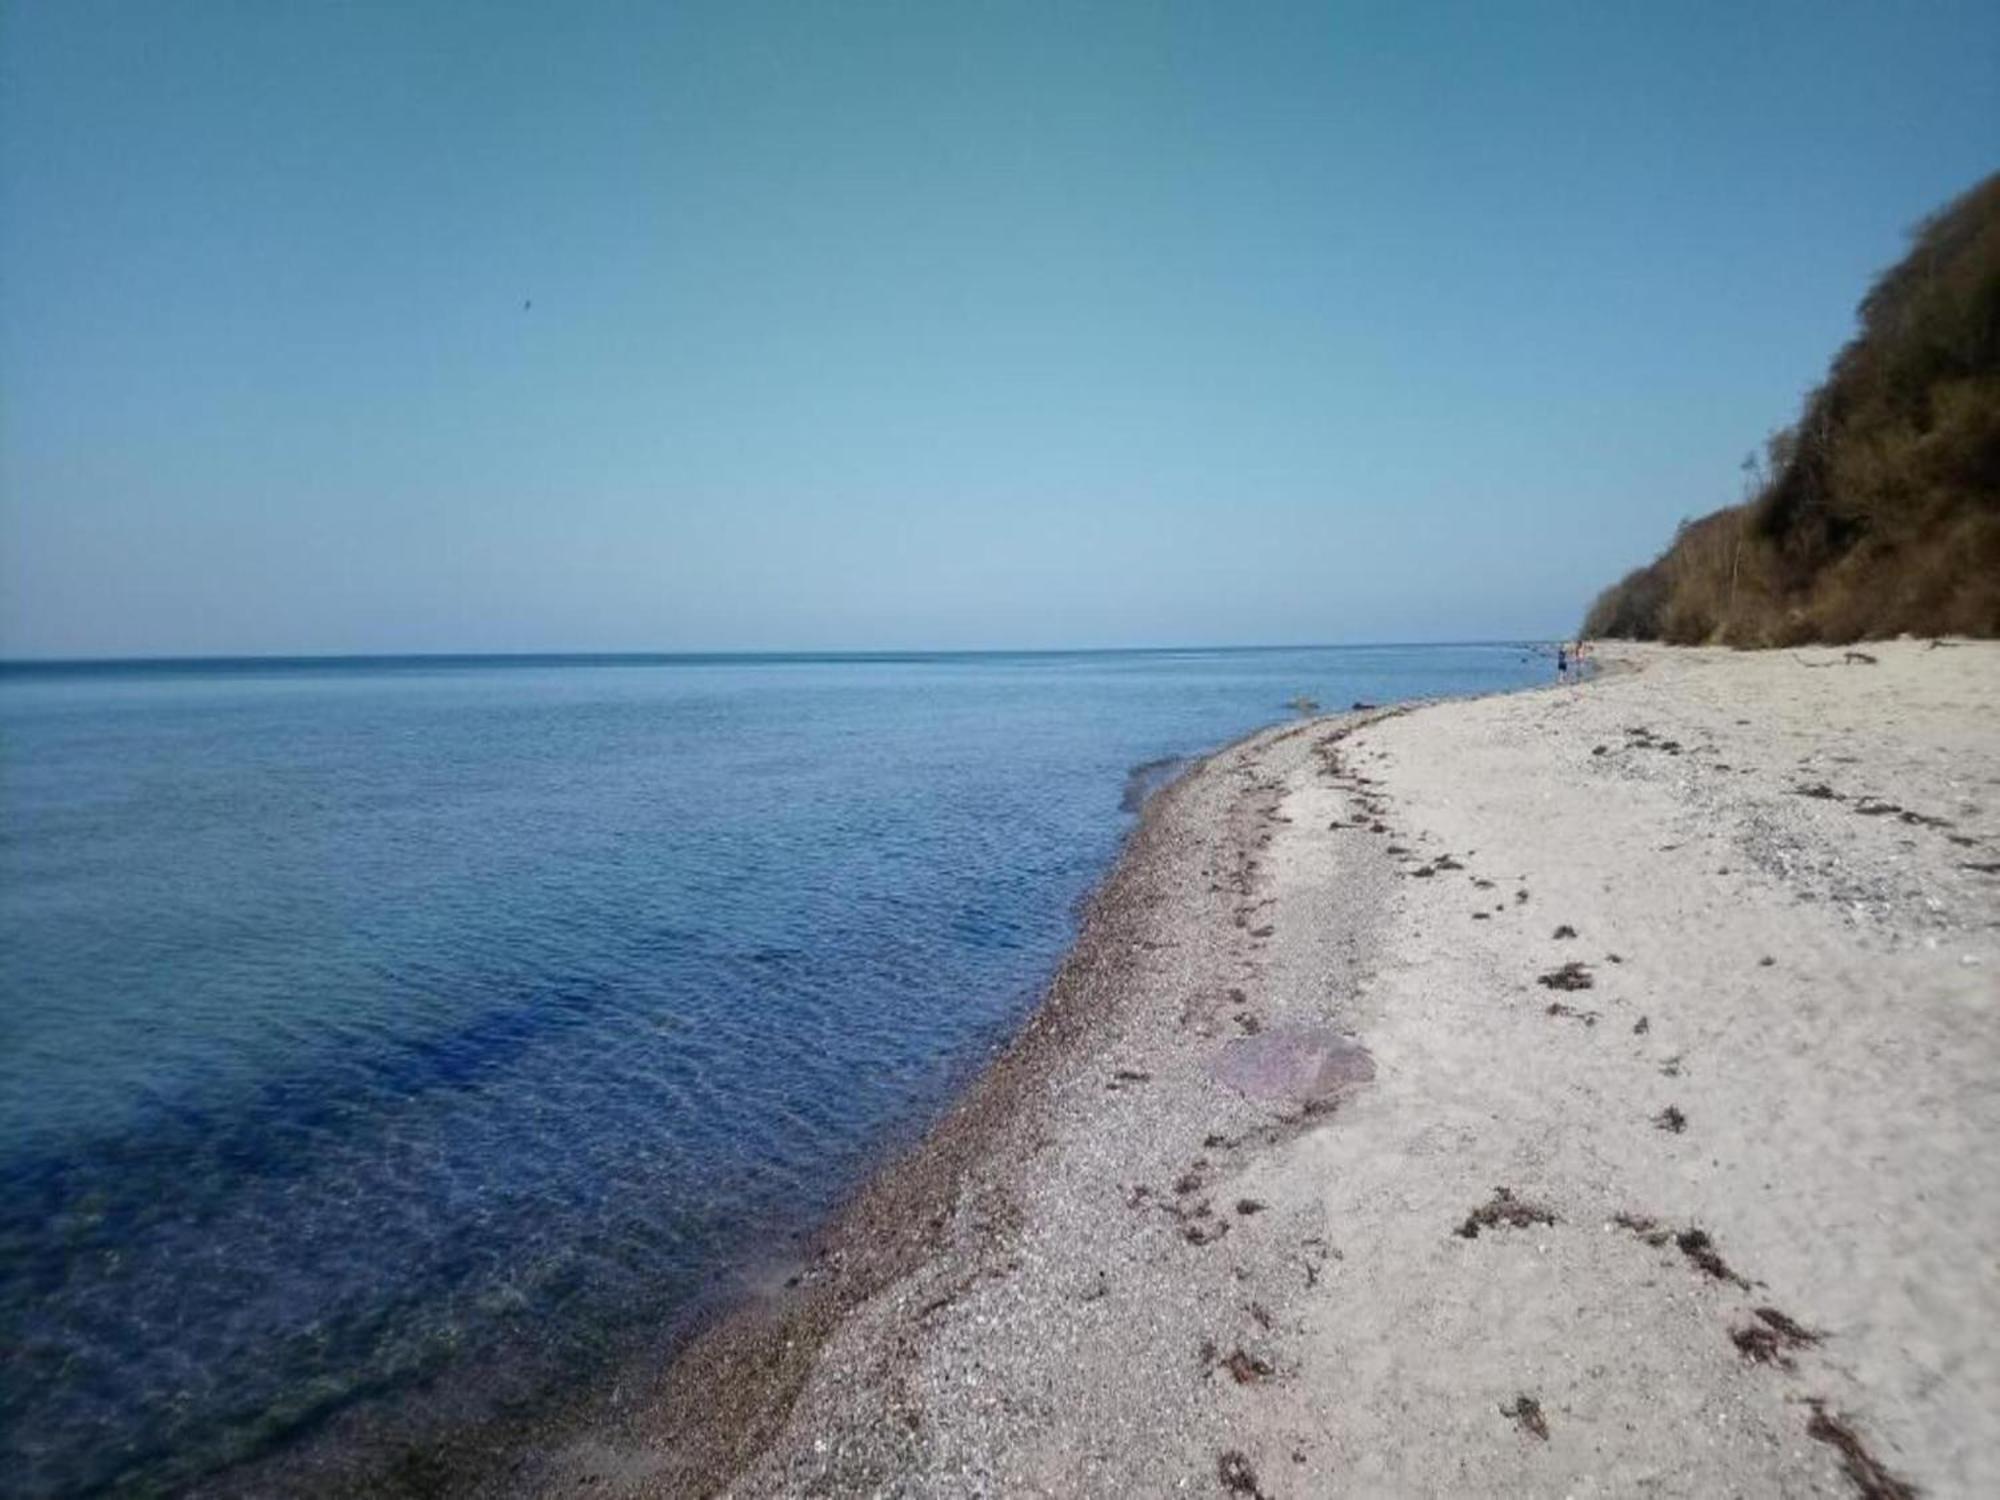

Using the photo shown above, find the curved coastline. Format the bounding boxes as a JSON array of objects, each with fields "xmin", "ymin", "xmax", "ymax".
[
  {"xmin": 510, "ymin": 639, "xmax": 2000, "ymax": 1498},
  {"xmin": 449, "ymin": 674, "xmax": 1567, "ymax": 1495},
  {"xmin": 502, "ymin": 710, "xmax": 1355, "ymax": 1496},
  {"xmin": 197, "ymin": 663, "xmax": 1570, "ymax": 1499},
  {"xmin": 500, "ymin": 698, "xmax": 1422, "ymax": 1496},
  {"xmin": 198, "ymin": 702, "xmax": 1361, "ymax": 1498}
]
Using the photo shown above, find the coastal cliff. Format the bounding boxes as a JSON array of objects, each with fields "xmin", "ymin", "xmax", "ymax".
[{"xmin": 1586, "ymin": 172, "xmax": 2000, "ymax": 646}]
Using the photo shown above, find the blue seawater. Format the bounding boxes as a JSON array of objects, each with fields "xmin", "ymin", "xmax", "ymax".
[{"xmin": 0, "ymin": 646, "xmax": 1546, "ymax": 1494}]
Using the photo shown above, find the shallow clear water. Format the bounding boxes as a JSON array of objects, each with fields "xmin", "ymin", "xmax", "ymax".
[{"xmin": 0, "ymin": 646, "xmax": 1545, "ymax": 1494}]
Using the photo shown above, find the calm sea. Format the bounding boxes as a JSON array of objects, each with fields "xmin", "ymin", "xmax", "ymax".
[{"xmin": 0, "ymin": 646, "xmax": 1545, "ymax": 1494}]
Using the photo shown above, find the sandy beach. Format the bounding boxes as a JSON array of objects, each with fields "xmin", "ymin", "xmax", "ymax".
[{"xmin": 526, "ymin": 639, "xmax": 2000, "ymax": 1499}]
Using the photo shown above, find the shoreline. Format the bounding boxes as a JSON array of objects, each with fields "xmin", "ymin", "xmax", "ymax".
[
  {"xmin": 495, "ymin": 706, "xmax": 1383, "ymax": 1496},
  {"xmin": 185, "ymin": 658, "xmax": 1541, "ymax": 1500},
  {"xmin": 203, "ymin": 696, "xmax": 1389, "ymax": 1499},
  {"xmin": 503, "ymin": 680, "xmax": 1541, "ymax": 1497},
  {"xmin": 520, "ymin": 637, "xmax": 1999, "ymax": 1497}
]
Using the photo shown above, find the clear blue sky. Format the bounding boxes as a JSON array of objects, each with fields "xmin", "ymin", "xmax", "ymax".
[{"xmin": 3, "ymin": 2, "xmax": 1995, "ymax": 656}]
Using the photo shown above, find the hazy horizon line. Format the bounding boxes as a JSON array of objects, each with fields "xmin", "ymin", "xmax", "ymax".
[{"xmin": 0, "ymin": 638, "xmax": 1556, "ymax": 672}]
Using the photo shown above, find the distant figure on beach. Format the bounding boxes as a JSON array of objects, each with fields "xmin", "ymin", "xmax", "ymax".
[{"xmin": 1556, "ymin": 643, "xmax": 1569, "ymax": 681}]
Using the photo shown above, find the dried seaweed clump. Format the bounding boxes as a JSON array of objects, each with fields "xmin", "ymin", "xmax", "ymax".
[
  {"xmin": 1216, "ymin": 1449, "xmax": 1268, "ymax": 1497},
  {"xmin": 1456, "ymin": 1187, "xmax": 1556, "ymax": 1239},
  {"xmin": 1731, "ymin": 1307, "xmax": 1821, "ymax": 1368},
  {"xmin": 1806, "ymin": 1401, "xmax": 1917, "ymax": 1500},
  {"xmin": 1501, "ymin": 1394, "xmax": 1549, "ymax": 1439},
  {"xmin": 1674, "ymin": 1227, "xmax": 1749, "ymax": 1287}
]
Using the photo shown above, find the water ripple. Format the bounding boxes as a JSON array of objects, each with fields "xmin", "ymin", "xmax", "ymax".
[{"xmin": 0, "ymin": 646, "xmax": 1542, "ymax": 1494}]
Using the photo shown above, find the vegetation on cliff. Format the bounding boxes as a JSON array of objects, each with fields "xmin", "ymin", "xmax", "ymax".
[{"xmin": 1585, "ymin": 172, "xmax": 2000, "ymax": 645}]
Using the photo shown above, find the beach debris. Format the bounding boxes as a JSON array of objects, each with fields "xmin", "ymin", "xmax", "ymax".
[
  {"xmin": 1654, "ymin": 1105, "xmax": 1687, "ymax": 1133},
  {"xmin": 1805, "ymin": 1401, "xmax": 1917, "ymax": 1500},
  {"xmin": 1222, "ymin": 1348, "xmax": 1274, "ymax": 1384},
  {"xmin": 1247, "ymin": 1300, "xmax": 1273, "ymax": 1328},
  {"xmin": 1755, "ymin": 1306, "xmax": 1822, "ymax": 1344},
  {"xmin": 1208, "ymin": 1027, "xmax": 1374, "ymax": 1106},
  {"xmin": 1591, "ymin": 744, "xmax": 1608, "ymax": 756},
  {"xmin": 1963, "ymin": 861, "xmax": 2000, "ymax": 874},
  {"xmin": 1456, "ymin": 1186, "xmax": 1556, "ymax": 1239},
  {"xmin": 1731, "ymin": 1324, "xmax": 1788, "ymax": 1365},
  {"xmin": 1552, "ymin": 924, "xmax": 1578, "ymax": 939},
  {"xmin": 1852, "ymin": 798, "xmax": 1952, "ymax": 827},
  {"xmin": 1673, "ymin": 1227, "xmax": 1749, "ymax": 1287},
  {"xmin": 1175, "ymin": 1166, "xmax": 1207, "ymax": 1196},
  {"xmin": 1842, "ymin": 650, "xmax": 1879, "ymax": 665},
  {"xmin": 1759, "ymin": 955, "xmax": 1776, "ymax": 966},
  {"xmin": 1216, "ymin": 1449, "xmax": 1268, "ymax": 1498},
  {"xmin": 1794, "ymin": 782, "xmax": 1842, "ymax": 799},
  {"xmin": 1108, "ymin": 1068, "xmax": 1151, "ymax": 1089},
  {"xmin": 1611, "ymin": 1211, "xmax": 1673, "ymax": 1248},
  {"xmin": 1297, "ymin": 1236, "xmax": 1336, "ymax": 1286},
  {"xmin": 1660, "ymin": 1054, "xmax": 1683, "ymax": 1076},
  {"xmin": 1545, "ymin": 1001, "xmax": 1599, "ymax": 1026},
  {"xmin": 1183, "ymin": 1218, "xmax": 1231, "ymax": 1247},
  {"xmin": 1633, "ymin": 1015, "xmax": 1650, "ymax": 1034},
  {"xmin": 1731, "ymin": 1307, "xmax": 1822, "ymax": 1367},
  {"xmin": 1537, "ymin": 961, "xmax": 1595, "ymax": 991},
  {"xmin": 1502, "ymin": 1394, "xmax": 1549, "ymax": 1440},
  {"xmin": 1236, "ymin": 1198, "xmax": 1266, "ymax": 1216}
]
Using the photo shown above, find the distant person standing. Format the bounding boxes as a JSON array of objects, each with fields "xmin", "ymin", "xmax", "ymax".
[{"xmin": 1556, "ymin": 643, "xmax": 1569, "ymax": 681}]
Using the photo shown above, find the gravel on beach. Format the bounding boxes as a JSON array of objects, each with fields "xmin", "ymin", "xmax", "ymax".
[{"xmin": 523, "ymin": 639, "xmax": 1999, "ymax": 1499}]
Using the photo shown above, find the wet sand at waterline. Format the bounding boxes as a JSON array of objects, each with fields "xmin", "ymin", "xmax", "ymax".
[{"xmin": 525, "ymin": 639, "xmax": 1999, "ymax": 1498}]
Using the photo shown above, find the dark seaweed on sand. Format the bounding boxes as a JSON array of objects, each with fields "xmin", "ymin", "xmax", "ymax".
[
  {"xmin": 1806, "ymin": 1401, "xmax": 1918, "ymax": 1500},
  {"xmin": 1537, "ymin": 961, "xmax": 1594, "ymax": 991},
  {"xmin": 1502, "ymin": 1394, "xmax": 1549, "ymax": 1439},
  {"xmin": 1217, "ymin": 1449, "xmax": 1268, "ymax": 1497},
  {"xmin": 1674, "ymin": 1227, "xmax": 1749, "ymax": 1287},
  {"xmin": 1456, "ymin": 1187, "xmax": 1555, "ymax": 1239}
]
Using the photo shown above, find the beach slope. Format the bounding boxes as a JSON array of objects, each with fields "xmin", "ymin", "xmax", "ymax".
[{"xmin": 547, "ymin": 639, "xmax": 1999, "ymax": 1498}]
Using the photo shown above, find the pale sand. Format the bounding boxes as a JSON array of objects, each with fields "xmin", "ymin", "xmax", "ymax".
[{"xmin": 535, "ymin": 639, "xmax": 1999, "ymax": 1499}]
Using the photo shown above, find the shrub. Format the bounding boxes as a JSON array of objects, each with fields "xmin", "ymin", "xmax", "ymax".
[{"xmin": 1584, "ymin": 171, "xmax": 2000, "ymax": 645}]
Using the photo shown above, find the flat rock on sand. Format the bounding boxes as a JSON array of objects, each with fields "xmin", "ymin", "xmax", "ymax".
[{"xmin": 524, "ymin": 638, "xmax": 2000, "ymax": 1500}]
